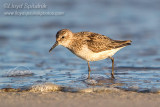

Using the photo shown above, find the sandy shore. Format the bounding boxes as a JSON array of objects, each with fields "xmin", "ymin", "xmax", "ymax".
[{"xmin": 0, "ymin": 90, "xmax": 160, "ymax": 107}]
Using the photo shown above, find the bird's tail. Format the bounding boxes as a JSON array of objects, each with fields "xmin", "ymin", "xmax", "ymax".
[{"xmin": 112, "ymin": 40, "xmax": 132, "ymax": 48}]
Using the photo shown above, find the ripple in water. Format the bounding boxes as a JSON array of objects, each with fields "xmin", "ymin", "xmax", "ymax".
[{"xmin": 3, "ymin": 66, "xmax": 34, "ymax": 77}]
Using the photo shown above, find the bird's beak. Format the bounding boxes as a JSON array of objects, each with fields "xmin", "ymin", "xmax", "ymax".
[{"xmin": 49, "ymin": 41, "xmax": 58, "ymax": 52}]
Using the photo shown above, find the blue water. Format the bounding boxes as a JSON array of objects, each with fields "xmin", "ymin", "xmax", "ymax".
[{"xmin": 0, "ymin": 0, "xmax": 160, "ymax": 92}]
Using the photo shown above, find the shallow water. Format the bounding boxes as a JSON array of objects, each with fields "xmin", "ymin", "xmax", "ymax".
[{"xmin": 0, "ymin": 0, "xmax": 160, "ymax": 93}]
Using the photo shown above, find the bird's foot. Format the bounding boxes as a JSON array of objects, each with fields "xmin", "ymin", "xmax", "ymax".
[{"xmin": 111, "ymin": 74, "xmax": 115, "ymax": 79}]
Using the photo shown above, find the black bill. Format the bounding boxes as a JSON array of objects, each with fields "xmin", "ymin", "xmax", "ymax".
[{"xmin": 49, "ymin": 41, "xmax": 58, "ymax": 52}]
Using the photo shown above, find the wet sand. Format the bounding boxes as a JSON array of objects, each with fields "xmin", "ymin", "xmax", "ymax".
[{"xmin": 0, "ymin": 91, "xmax": 159, "ymax": 107}]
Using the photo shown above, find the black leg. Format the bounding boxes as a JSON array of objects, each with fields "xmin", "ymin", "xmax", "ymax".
[
  {"xmin": 109, "ymin": 57, "xmax": 115, "ymax": 79},
  {"xmin": 87, "ymin": 61, "xmax": 91, "ymax": 79}
]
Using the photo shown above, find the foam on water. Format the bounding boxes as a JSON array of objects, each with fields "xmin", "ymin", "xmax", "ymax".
[
  {"xmin": 4, "ymin": 70, "xmax": 34, "ymax": 77},
  {"xmin": 84, "ymin": 79, "xmax": 98, "ymax": 85},
  {"xmin": 29, "ymin": 83, "xmax": 61, "ymax": 92},
  {"xmin": 80, "ymin": 74, "xmax": 107, "ymax": 85},
  {"xmin": 0, "ymin": 82, "xmax": 120, "ymax": 93},
  {"xmin": 1, "ymin": 82, "xmax": 159, "ymax": 93},
  {"xmin": 3, "ymin": 66, "xmax": 34, "ymax": 77}
]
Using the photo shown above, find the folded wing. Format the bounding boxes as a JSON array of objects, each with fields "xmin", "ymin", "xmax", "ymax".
[{"xmin": 85, "ymin": 33, "xmax": 131, "ymax": 53}]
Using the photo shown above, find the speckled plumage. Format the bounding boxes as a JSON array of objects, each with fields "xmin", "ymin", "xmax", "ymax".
[
  {"xmin": 72, "ymin": 31, "xmax": 131, "ymax": 53},
  {"xmin": 49, "ymin": 29, "xmax": 132, "ymax": 79}
]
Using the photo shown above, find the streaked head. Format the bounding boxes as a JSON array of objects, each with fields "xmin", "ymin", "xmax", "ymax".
[{"xmin": 49, "ymin": 29, "xmax": 73, "ymax": 52}]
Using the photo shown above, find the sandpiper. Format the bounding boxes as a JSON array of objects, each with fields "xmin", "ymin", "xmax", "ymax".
[{"xmin": 49, "ymin": 29, "xmax": 131, "ymax": 79}]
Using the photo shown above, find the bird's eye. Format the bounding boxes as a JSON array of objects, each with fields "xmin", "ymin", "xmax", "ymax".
[{"xmin": 62, "ymin": 36, "xmax": 65, "ymax": 39}]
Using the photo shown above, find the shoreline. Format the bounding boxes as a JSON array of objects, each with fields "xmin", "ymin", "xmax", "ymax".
[{"xmin": 0, "ymin": 90, "xmax": 160, "ymax": 107}]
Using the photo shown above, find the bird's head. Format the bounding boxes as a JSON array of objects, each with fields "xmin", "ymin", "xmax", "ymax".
[{"xmin": 49, "ymin": 29, "xmax": 73, "ymax": 52}]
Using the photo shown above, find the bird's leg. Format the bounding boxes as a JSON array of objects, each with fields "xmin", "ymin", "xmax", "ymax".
[
  {"xmin": 87, "ymin": 61, "xmax": 91, "ymax": 79},
  {"xmin": 109, "ymin": 57, "xmax": 115, "ymax": 79}
]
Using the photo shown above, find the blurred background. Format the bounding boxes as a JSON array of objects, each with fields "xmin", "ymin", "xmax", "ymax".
[{"xmin": 0, "ymin": 0, "xmax": 160, "ymax": 91}]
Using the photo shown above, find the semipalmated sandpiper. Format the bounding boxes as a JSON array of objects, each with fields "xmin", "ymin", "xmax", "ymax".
[{"xmin": 49, "ymin": 29, "xmax": 132, "ymax": 79}]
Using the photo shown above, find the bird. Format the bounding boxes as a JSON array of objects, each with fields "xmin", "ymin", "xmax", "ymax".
[{"xmin": 49, "ymin": 29, "xmax": 132, "ymax": 79}]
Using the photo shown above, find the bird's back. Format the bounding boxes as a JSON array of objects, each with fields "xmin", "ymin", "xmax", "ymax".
[{"xmin": 74, "ymin": 32, "xmax": 132, "ymax": 53}]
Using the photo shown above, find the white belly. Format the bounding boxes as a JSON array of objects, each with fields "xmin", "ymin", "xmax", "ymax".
[{"xmin": 72, "ymin": 45, "xmax": 123, "ymax": 61}]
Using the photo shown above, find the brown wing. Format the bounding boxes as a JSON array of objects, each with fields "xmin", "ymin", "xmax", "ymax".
[
  {"xmin": 107, "ymin": 40, "xmax": 132, "ymax": 49},
  {"xmin": 75, "ymin": 32, "xmax": 131, "ymax": 53},
  {"xmin": 83, "ymin": 32, "xmax": 131, "ymax": 53},
  {"xmin": 85, "ymin": 32, "xmax": 113, "ymax": 53}
]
